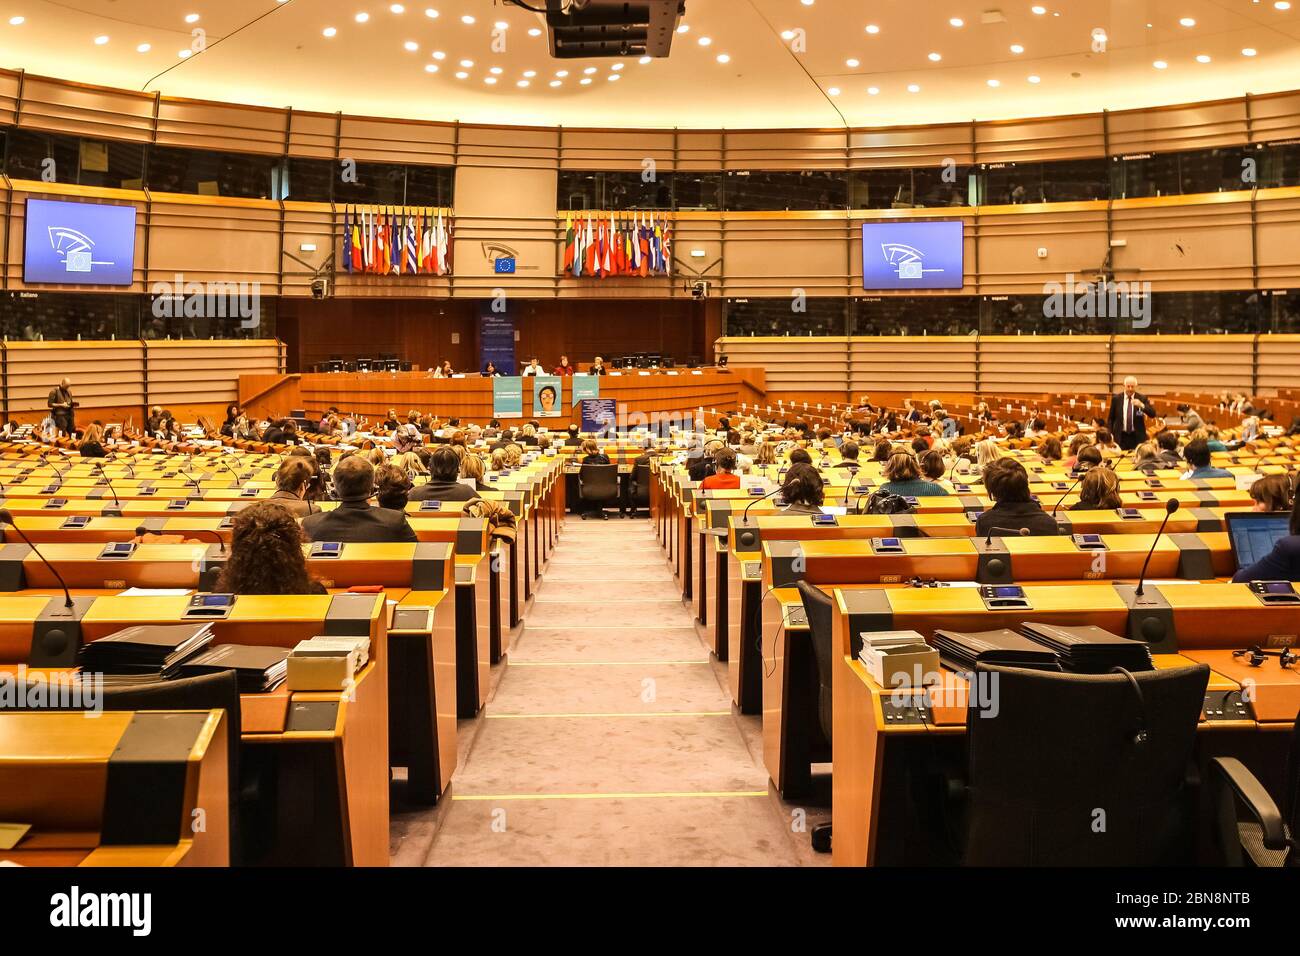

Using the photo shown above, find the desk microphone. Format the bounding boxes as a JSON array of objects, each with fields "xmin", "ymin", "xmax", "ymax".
[
  {"xmin": 0, "ymin": 509, "xmax": 73, "ymax": 608},
  {"xmin": 215, "ymin": 455, "xmax": 245, "ymax": 487},
  {"xmin": 1050, "ymin": 473, "xmax": 1085, "ymax": 518},
  {"xmin": 737, "ymin": 481, "xmax": 789, "ymax": 550},
  {"xmin": 841, "ymin": 464, "xmax": 861, "ymax": 508},
  {"xmin": 177, "ymin": 455, "xmax": 202, "ymax": 494},
  {"xmin": 115, "ymin": 452, "xmax": 136, "ymax": 479},
  {"xmin": 93, "ymin": 462, "xmax": 121, "ymax": 508},
  {"xmin": 985, "ymin": 525, "xmax": 1030, "ymax": 548},
  {"xmin": 1134, "ymin": 499, "xmax": 1180, "ymax": 598},
  {"xmin": 136, "ymin": 523, "xmax": 228, "ymax": 556},
  {"xmin": 40, "ymin": 452, "xmax": 66, "ymax": 484}
]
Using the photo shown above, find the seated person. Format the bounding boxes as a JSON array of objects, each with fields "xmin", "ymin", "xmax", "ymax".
[
  {"xmin": 871, "ymin": 439, "xmax": 893, "ymax": 463},
  {"xmin": 920, "ymin": 449, "xmax": 948, "ymax": 484},
  {"xmin": 834, "ymin": 441, "xmax": 861, "ymax": 470},
  {"xmin": 1153, "ymin": 430, "xmax": 1182, "ymax": 468},
  {"xmin": 1069, "ymin": 466, "xmax": 1122, "ymax": 511},
  {"xmin": 1070, "ymin": 445, "xmax": 1103, "ymax": 474},
  {"xmin": 409, "ymin": 446, "xmax": 479, "ymax": 502},
  {"xmin": 461, "ymin": 451, "xmax": 491, "ymax": 492},
  {"xmin": 580, "ymin": 439, "xmax": 612, "ymax": 466},
  {"xmin": 374, "ymin": 462, "xmax": 413, "ymax": 511},
  {"xmin": 78, "ymin": 423, "xmax": 107, "ymax": 458},
  {"xmin": 1248, "ymin": 473, "xmax": 1293, "ymax": 513},
  {"xmin": 1233, "ymin": 494, "xmax": 1300, "ymax": 583},
  {"xmin": 974, "ymin": 458, "xmax": 1060, "ymax": 537},
  {"xmin": 1038, "ymin": 435, "xmax": 1063, "ymax": 463},
  {"xmin": 215, "ymin": 501, "xmax": 326, "ymax": 595},
  {"xmin": 301, "ymin": 455, "xmax": 418, "ymax": 543},
  {"xmin": 700, "ymin": 448, "xmax": 741, "ymax": 489},
  {"xmin": 688, "ymin": 438, "xmax": 723, "ymax": 480},
  {"xmin": 1062, "ymin": 432, "xmax": 1091, "ymax": 470},
  {"xmin": 564, "ymin": 424, "xmax": 582, "ymax": 447},
  {"xmin": 878, "ymin": 452, "xmax": 949, "ymax": 498},
  {"xmin": 779, "ymin": 463, "xmax": 825, "ymax": 515},
  {"xmin": 1181, "ymin": 437, "xmax": 1233, "ymax": 480},
  {"xmin": 787, "ymin": 447, "xmax": 813, "ymax": 467},
  {"xmin": 268, "ymin": 457, "xmax": 318, "ymax": 517},
  {"xmin": 1132, "ymin": 441, "xmax": 1160, "ymax": 473}
]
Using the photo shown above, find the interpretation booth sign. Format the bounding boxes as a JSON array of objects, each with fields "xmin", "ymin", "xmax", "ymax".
[
  {"xmin": 478, "ymin": 300, "xmax": 517, "ymax": 375},
  {"xmin": 493, "ymin": 377, "xmax": 524, "ymax": 419}
]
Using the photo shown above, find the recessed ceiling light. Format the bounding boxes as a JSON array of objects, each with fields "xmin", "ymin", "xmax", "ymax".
[
  {"xmin": 580, "ymin": 77, "xmax": 592, "ymax": 84},
  {"xmin": 1031, "ymin": 5, "xmax": 1046, "ymax": 14},
  {"xmin": 928, "ymin": 52, "xmax": 942, "ymax": 61},
  {"xmin": 425, "ymin": 8, "xmax": 438, "ymax": 18},
  {"xmin": 424, "ymin": 64, "xmax": 437, "ymax": 73},
  {"xmin": 523, "ymin": 70, "xmax": 536, "ymax": 77},
  {"xmin": 908, "ymin": 83, "xmax": 921, "ymax": 92},
  {"xmin": 8, "ymin": 16, "xmax": 23, "ymax": 25},
  {"xmin": 1010, "ymin": 44, "xmax": 1024, "ymax": 54},
  {"xmin": 455, "ymin": 70, "xmax": 468, "ymax": 79},
  {"xmin": 608, "ymin": 73, "xmax": 620, "ymax": 80},
  {"xmin": 461, "ymin": 14, "xmax": 475, "ymax": 24},
  {"xmin": 865, "ymin": 24, "xmax": 880, "ymax": 33},
  {"xmin": 432, "ymin": 50, "xmax": 445, "ymax": 59},
  {"xmin": 987, "ymin": 78, "xmax": 1000, "ymax": 87},
  {"xmin": 390, "ymin": 3, "xmax": 405, "ymax": 12},
  {"xmin": 1179, "ymin": 17, "xmax": 1195, "ymax": 27},
  {"xmin": 178, "ymin": 48, "xmax": 192, "ymax": 58},
  {"xmin": 404, "ymin": 40, "xmax": 418, "ymax": 51},
  {"xmin": 549, "ymin": 79, "xmax": 561, "ymax": 87},
  {"xmin": 867, "ymin": 86, "xmax": 880, "ymax": 94},
  {"xmin": 827, "ymin": 86, "xmax": 841, "ymax": 96},
  {"xmin": 801, "ymin": 0, "xmax": 814, "ymax": 6},
  {"xmin": 716, "ymin": 53, "xmax": 730, "ymax": 63},
  {"xmin": 1196, "ymin": 54, "xmax": 1211, "ymax": 63},
  {"xmin": 460, "ymin": 59, "xmax": 473, "ymax": 67},
  {"xmin": 355, "ymin": 12, "xmax": 369, "ymax": 24},
  {"xmin": 185, "ymin": 13, "xmax": 200, "ymax": 24},
  {"xmin": 555, "ymin": 69, "xmax": 568, "ymax": 76},
  {"xmin": 1027, "ymin": 74, "xmax": 1041, "ymax": 83},
  {"xmin": 698, "ymin": 36, "xmax": 712, "ymax": 46},
  {"xmin": 1242, "ymin": 47, "xmax": 1257, "ymax": 56},
  {"xmin": 136, "ymin": 42, "xmax": 151, "ymax": 52},
  {"xmin": 677, "ymin": 23, "xmax": 689, "ymax": 33},
  {"xmin": 583, "ymin": 66, "xmax": 596, "ymax": 74},
  {"xmin": 528, "ymin": 27, "xmax": 541, "ymax": 36},
  {"xmin": 94, "ymin": 35, "xmax": 110, "ymax": 44},
  {"xmin": 323, "ymin": 26, "xmax": 337, "ymax": 37},
  {"xmin": 1153, "ymin": 60, "xmax": 1168, "ymax": 69},
  {"xmin": 494, "ymin": 20, "xmax": 507, "ymax": 29},
  {"xmin": 489, "ymin": 66, "xmax": 502, "ymax": 74},
  {"xmin": 846, "ymin": 57, "xmax": 860, "ymax": 67},
  {"xmin": 1276, "ymin": 1, "xmax": 1292, "ymax": 9},
  {"xmin": 484, "ymin": 76, "xmax": 496, "ymax": 84},
  {"xmin": 949, "ymin": 17, "xmax": 964, "ymax": 27},
  {"xmin": 639, "ymin": 55, "xmax": 651, "ymax": 64},
  {"xmin": 611, "ymin": 62, "xmax": 624, "ymax": 70},
  {"xmin": 781, "ymin": 29, "xmax": 795, "ymax": 39},
  {"xmin": 517, "ymin": 80, "xmax": 529, "ymax": 87}
]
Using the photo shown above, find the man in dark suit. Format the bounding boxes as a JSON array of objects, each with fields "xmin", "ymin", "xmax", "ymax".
[
  {"xmin": 47, "ymin": 378, "xmax": 75, "ymax": 435},
  {"xmin": 409, "ymin": 447, "xmax": 478, "ymax": 503},
  {"xmin": 301, "ymin": 455, "xmax": 417, "ymax": 543},
  {"xmin": 1106, "ymin": 376, "xmax": 1158, "ymax": 451}
]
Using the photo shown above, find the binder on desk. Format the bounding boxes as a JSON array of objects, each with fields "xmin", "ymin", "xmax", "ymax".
[
  {"xmin": 931, "ymin": 628, "xmax": 1062, "ymax": 673},
  {"xmin": 80, "ymin": 622, "xmax": 215, "ymax": 678},
  {"xmin": 1019, "ymin": 622, "xmax": 1154, "ymax": 674},
  {"xmin": 180, "ymin": 644, "xmax": 290, "ymax": 692}
]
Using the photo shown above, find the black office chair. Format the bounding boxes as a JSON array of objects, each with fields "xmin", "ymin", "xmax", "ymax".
[
  {"xmin": 957, "ymin": 662, "xmax": 1209, "ymax": 866},
  {"xmin": 796, "ymin": 580, "xmax": 835, "ymax": 853},
  {"xmin": 3, "ymin": 670, "xmax": 246, "ymax": 865},
  {"xmin": 628, "ymin": 462, "xmax": 651, "ymax": 516},
  {"xmin": 1209, "ymin": 711, "xmax": 1299, "ymax": 866},
  {"xmin": 577, "ymin": 463, "xmax": 620, "ymax": 520}
]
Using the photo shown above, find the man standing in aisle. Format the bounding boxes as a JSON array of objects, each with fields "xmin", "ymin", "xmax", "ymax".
[
  {"xmin": 47, "ymin": 377, "xmax": 75, "ymax": 436},
  {"xmin": 1106, "ymin": 376, "xmax": 1158, "ymax": 451}
]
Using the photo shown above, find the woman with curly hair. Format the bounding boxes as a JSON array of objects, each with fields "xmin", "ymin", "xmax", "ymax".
[
  {"xmin": 214, "ymin": 501, "xmax": 324, "ymax": 595},
  {"xmin": 374, "ymin": 462, "xmax": 413, "ymax": 512}
]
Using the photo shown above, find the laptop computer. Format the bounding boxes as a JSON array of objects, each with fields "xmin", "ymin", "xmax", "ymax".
[{"xmin": 1226, "ymin": 512, "xmax": 1291, "ymax": 574}]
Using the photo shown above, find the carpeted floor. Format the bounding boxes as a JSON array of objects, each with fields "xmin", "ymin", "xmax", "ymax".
[{"xmin": 390, "ymin": 516, "xmax": 829, "ymax": 867}]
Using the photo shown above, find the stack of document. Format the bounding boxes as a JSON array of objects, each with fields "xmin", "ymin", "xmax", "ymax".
[
  {"xmin": 1019, "ymin": 622, "xmax": 1155, "ymax": 674},
  {"xmin": 930, "ymin": 628, "xmax": 1062, "ymax": 673},
  {"xmin": 285, "ymin": 635, "xmax": 371, "ymax": 691},
  {"xmin": 179, "ymin": 644, "xmax": 290, "ymax": 692},
  {"xmin": 80, "ymin": 623, "xmax": 215, "ymax": 678}
]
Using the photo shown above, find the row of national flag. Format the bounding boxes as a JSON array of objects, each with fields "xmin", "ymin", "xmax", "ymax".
[
  {"xmin": 342, "ymin": 206, "xmax": 452, "ymax": 276},
  {"xmin": 563, "ymin": 212, "xmax": 672, "ymax": 278}
]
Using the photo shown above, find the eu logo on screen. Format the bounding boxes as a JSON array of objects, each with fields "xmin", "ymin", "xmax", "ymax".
[
  {"xmin": 861, "ymin": 221, "xmax": 964, "ymax": 291},
  {"xmin": 494, "ymin": 257, "xmax": 517, "ymax": 274},
  {"xmin": 23, "ymin": 198, "xmax": 137, "ymax": 286}
]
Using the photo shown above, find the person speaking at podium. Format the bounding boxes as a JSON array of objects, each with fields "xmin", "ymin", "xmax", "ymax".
[{"xmin": 47, "ymin": 376, "xmax": 75, "ymax": 435}]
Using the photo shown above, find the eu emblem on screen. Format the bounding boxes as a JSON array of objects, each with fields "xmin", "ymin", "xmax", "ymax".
[
  {"xmin": 861, "ymin": 221, "xmax": 964, "ymax": 291},
  {"xmin": 24, "ymin": 198, "xmax": 137, "ymax": 286}
]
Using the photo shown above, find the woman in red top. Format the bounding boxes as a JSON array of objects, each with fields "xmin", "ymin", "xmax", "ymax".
[{"xmin": 700, "ymin": 448, "xmax": 741, "ymax": 489}]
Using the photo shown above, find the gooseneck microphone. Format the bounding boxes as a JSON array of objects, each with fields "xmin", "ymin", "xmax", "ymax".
[
  {"xmin": 215, "ymin": 455, "xmax": 245, "ymax": 487},
  {"xmin": 1135, "ymin": 498, "xmax": 1180, "ymax": 598},
  {"xmin": 0, "ymin": 508, "xmax": 73, "ymax": 608},
  {"xmin": 1051, "ymin": 473, "xmax": 1085, "ymax": 518},
  {"xmin": 737, "ymin": 481, "xmax": 790, "ymax": 550},
  {"xmin": 841, "ymin": 463, "xmax": 861, "ymax": 508},
  {"xmin": 93, "ymin": 462, "xmax": 121, "ymax": 507},
  {"xmin": 985, "ymin": 525, "xmax": 1031, "ymax": 548},
  {"xmin": 136, "ymin": 523, "xmax": 228, "ymax": 556}
]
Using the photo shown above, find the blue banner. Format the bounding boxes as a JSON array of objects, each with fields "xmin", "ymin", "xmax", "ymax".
[
  {"xmin": 533, "ymin": 375, "xmax": 562, "ymax": 418},
  {"xmin": 477, "ymin": 300, "xmax": 516, "ymax": 375},
  {"xmin": 24, "ymin": 199, "xmax": 136, "ymax": 286},
  {"xmin": 571, "ymin": 374, "xmax": 600, "ymax": 408},
  {"xmin": 580, "ymin": 398, "xmax": 618, "ymax": 436},
  {"xmin": 861, "ymin": 220, "xmax": 964, "ymax": 291},
  {"xmin": 493, "ymin": 377, "xmax": 524, "ymax": 419}
]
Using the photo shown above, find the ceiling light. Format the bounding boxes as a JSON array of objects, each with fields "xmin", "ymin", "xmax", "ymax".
[
  {"xmin": 404, "ymin": 40, "xmax": 418, "ymax": 51},
  {"xmin": 549, "ymin": 80, "xmax": 561, "ymax": 87},
  {"xmin": 461, "ymin": 14, "xmax": 475, "ymax": 24},
  {"xmin": 1179, "ymin": 17, "xmax": 1195, "ymax": 27},
  {"xmin": 698, "ymin": 36, "xmax": 712, "ymax": 46},
  {"xmin": 907, "ymin": 83, "xmax": 920, "ymax": 92},
  {"xmin": 716, "ymin": 53, "xmax": 730, "ymax": 63},
  {"xmin": 136, "ymin": 42, "xmax": 151, "ymax": 52},
  {"xmin": 1242, "ymin": 47, "xmax": 1257, "ymax": 56},
  {"xmin": 846, "ymin": 58, "xmax": 860, "ymax": 67},
  {"xmin": 867, "ymin": 86, "xmax": 880, "ymax": 94},
  {"xmin": 1276, "ymin": 1, "xmax": 1292, "ymax": 9},
  {"xmin": 390, "ymin": 3, "xmax": 405, "ymax": 12},
  {"xmin": 827, "ymin": 87, "xmax": 841, "ymax": 96},
  {"xmin": 424, "ymin": 64, "xmax": 437, "ymax": 73},
  {"xmin": 987, "ymin": 78, "xmax": 1000, "ymax": 86},
  {"xmin": 607, "ymin": 73, "xmax": 619, "ymax": 81},
  {"xmin": 185, "ymin": 13, "xmax": 200, "ymax": 24},
  {"xmin": 425, "ymin": 9, "xmax": 438, "ymax": 19},
  {"xmin": 580, "ymin": 77, "xmax": 592, "ymax": 84},
  {"xmin": 323, "ymin": 26, "xmax": 337, "ymax": 37},
  {"xmin": 94, "ymin": 35, "xmax": 109, "ymax": 44},
  {"xmin": 523, "ymin": 70, "xmax": 536, "ymax": 77},
  {"xmin": 928, "ymin": 52, "xmax": 942, "ymax": 61},
  {"xmin": 677, "ymin": 24, "xmax": 689, "ymax": 33},
  {"xmin": 1153, "ymin": 60, "xmax": 1167, "ymax": 69},
  {"xmin": 949, "ymin": 17, "xmax": 964, "ymax": 27},
  {"xmin": 432, "ymin": 50, "xmax": 445, "ymax": 59},
  {"xmin": 801, "ymin": 0, "xmax": 814, "ymax": 5},
  {"xmin": 8, "ymin": 16, "xmax": 23, "ymax": 25},
  {"xmin": 781, "ymin": 30, "xmax": 795, "ymax": 39},
  {"xmin": 865, "ymin": 24, "xmax": 880, "ymax": 33},
  {"xmin": 1027, "ymin": 74, "xmax": 1041, "ymax": 83},
  {"xmin": 555, "ymin": 69, "xmax": 568, "ymax": 76},
  {"xmin": 494, "ymin": 21, "xmax": 508, "ymax": 29},
  {"xmin": 355, "ymin": 12, "xmax": 369, "ymax": 24},
  {"xmin": 1010, "ymin": 44, "xmax": 1024, "ymax": 53},
  {"xmin": 455, "ymin": 71, "xmax": 467, "ymax": 79},
  {"xmin": 583, "ymin": 66, "xmax": 596, "ymax": 74},
  {"xmin": 611, "ymin": 62, "xmax": 624, "ymax": 70},
  {"xmin": 517, "ymin": 80, "xmax": 529, "ymax": 87},
  {"xmin": 1196, "ymin": 54, "xmax": 1211, "ymax": 63},
  {"xmin": 484, "ymin": 76, "xmax": 496, "ymax": 85},
  {"xmin": 460, "ymin": 59, "xmax": 474, "ymax": 67},
  {"xmin": 639, "ymin": 56, "xmax": 651, "ymax": 64},
  {"xmin": 489, "ymin": 66, "xmax": 502, "ymax": 74},
  {"xmin": 178, "ymin": 49, "xmax": 192, "ymax": 58},
  {"xmin": 529, "ymin": 27, "xmax": 541, "ymax": 36},
  {"xmin": 1031, "ymin": 5, "xmax": 1046, "ymax": 14}
]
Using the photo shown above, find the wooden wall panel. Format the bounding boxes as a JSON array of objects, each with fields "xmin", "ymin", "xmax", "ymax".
[
  {"xmin": 1108, "ymin": 99, "xmax": 1250, "ymax": 155},
  {"xmin": 850, "ymin": 338, "xmax": 978, "ymax": 393},
  {"xmin": 4, "ymin": 341, "xmax": 145, "ymax": 413},
  {"xmin": 975, "ymin": 114, "xmax": 1107, "ymax": 165},
  {"xmin": 976, "ymin": 204, "xmax": 1110, "ymax": 295},
  {"xmin": 455, "ymin": 126, "xmax": 559, "ymax": 169},
  {"xmin": 337, "ymin": 115, "xmax": 457, "ymax": 166},
  {"xmin": 848, "ymin": 124, "xmax": 974, "ymax": 169},
  {"xmin": 676, "ymin": 131, "xmax": 725, "ymax": 171},
  {"xmin": 287, "ymin": 110, "xmax": 337, "ymax": 160},
  {"xmin": 1257, "ymin": 336, "xmax": 1300, "ymax": 393},
  {"xmin": 718, "ymin": 337, "xmax": 850, "ymax": 393},
  {"xmin": 0, "ymin": 71, "xmax": 19, "ymax": 127},
  {"xmin": 1112, "ymin": 334, "xmax": 1254, "ymax": 393},
  {"xmin": 144, "ymin": 340, "xmax": 284, "ymax": 408},
  {"xmin": 722, "ymin": 215, "xmax": 850, "ymax": 297},
  {"xmin": 724, "ymin": 130, "xmax": 849, "ymax": 171},
  {"xmin": 975, "ymin": 335, "xmax": 1111, "ymax": 394},
  {"xmin": 1255, "ymin": 189, "xmax": 1300, "ymax": 289},
  {"xmin": 1250, "ymin": 91, "xmax": 1300, "ymax": 145},
  {"xmin": 1110, "ymin": 195, "xmax": 1255, "ymax": 289},
  {"xmin": 559, "ymin": 129, "xmax": 677, "ymax": 171},
  {"xmin": 17, "ymin": 76, "xmax": 154, "ymax": 143},
  {"xmin": 155, "ymin": 98, "xmax": 286, "ymax": 154},
  {"xmin": 146, "ymin": 196, "xmax": 281, "ymax": 289}
]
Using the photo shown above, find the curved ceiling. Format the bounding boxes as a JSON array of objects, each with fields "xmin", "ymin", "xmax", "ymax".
[{"xmin": 1, "ymin": 0, "xmax": 1298, "ymax": 130}]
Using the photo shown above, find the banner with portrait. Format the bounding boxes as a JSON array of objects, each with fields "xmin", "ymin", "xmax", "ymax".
[{"xmin": 532, "ymin": 376, "xmax": 562, "ymax": 418}]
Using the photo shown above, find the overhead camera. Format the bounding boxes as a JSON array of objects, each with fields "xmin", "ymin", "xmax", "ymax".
[
  {"xmin": 310, "ymin": 277, "xmax": 331, "ymax": 300},
  {"xmin": 690, "ymin": 280, "xmax": 710, "ymax": 300}
]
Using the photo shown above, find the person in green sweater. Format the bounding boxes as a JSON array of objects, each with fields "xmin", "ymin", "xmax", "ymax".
[{"xmin": 879, "ymin": 451, "xmax": 950, "ymax": 498}]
